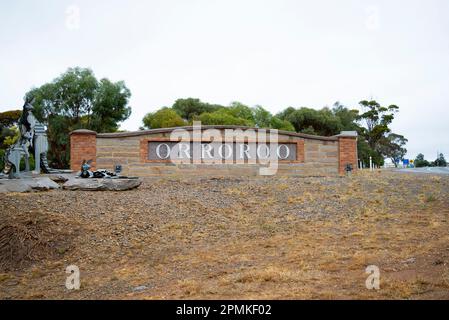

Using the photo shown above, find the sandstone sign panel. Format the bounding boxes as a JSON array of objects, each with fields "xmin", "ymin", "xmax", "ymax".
[{"xmin": 70, "ymin": 126, "xmax": 358, "ymax": 177}]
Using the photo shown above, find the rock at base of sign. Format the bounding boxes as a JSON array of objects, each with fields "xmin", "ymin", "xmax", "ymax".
[
  {"xmin": 63, "ymin": 177, "xmax": 142, "ymax": 191},
  {"xmin": 0, "ymin": 177, "xmax": 61, "ymax": 193},
  {"xmin": 42, "ymin": 173, "xmax": 72, "ymax": 183}
]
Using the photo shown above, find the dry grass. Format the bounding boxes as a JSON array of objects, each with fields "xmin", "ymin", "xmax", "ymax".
[
  {"xmin": 0, "ymin": 212, "xmax": 75, "ymax": 271},
  {"xmin": 0, "ymin": 171, "xmax": 449, "ymax": 299}
]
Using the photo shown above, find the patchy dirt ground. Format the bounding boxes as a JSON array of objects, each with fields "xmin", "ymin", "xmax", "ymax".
[{"xmin": 1, "ymin": 171, "xmax": 449, "ymax": 300}]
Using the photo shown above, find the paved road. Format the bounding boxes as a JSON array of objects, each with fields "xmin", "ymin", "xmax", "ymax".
[{"xmin": 396, "ymin": 167, "xmax": 449, "ymax": 175}]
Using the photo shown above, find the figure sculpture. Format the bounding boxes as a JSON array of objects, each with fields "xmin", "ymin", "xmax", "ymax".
[{"xmin": 2, "ymin": 97, "xmax": 60, "ymax": 178}]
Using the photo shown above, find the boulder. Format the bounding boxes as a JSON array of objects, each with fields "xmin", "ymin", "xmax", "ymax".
[
  {"xmin": 28, "ymin": 177, "xmax": 61, "ymax": 191},
  {"xmin": 0, "ymin": 180, "xmax": 32, "ymax": 193},
  {"xmin": 0, "ymin": 177, "xmax": 60, "ymax": 193},
  {"xmin": 42, "ymin": 173, "xmax": 72, "ymax": 183},
  {"xmin": 63, "ymin": 178, "xmax": 142, "ymax": 191}
]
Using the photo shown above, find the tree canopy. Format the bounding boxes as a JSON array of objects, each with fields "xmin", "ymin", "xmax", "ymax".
[
  {"xmin": 172, "ymin": 98, "xmax": 222, "ymax": 121},
  {"xmin": 358, "ymin": 100, "xmax": 399, "ymax": 150},
  {"xmin": 378, "ymin": 133, "xmax": 408, "ymax": 167},
  {"xmin": 142, "ymin": 100, "xmax": 296, "ymax": 132},
  {"xmin": 415, "ymin": 153, "xmax": 447, "ymax": 168},
  {"xmin": 414, "ymin": 153, "xmax": 429, "ymax": 168},
  {"xmin": 0, "ymin": 110, "xmax": 22, "ymax": 150},
  {"xmin": 143, "ymin": 108, "xmax": 186, "ymax": 129},
  {"xmin": 0, "ymin": 110, "xmax": 22, "ymax": 128},
  {"xmin": 25, "ymin": 67, "xmax": 131, "ymax": 168},
  {"xmin": 278, "ymin": 107, "xmax": 344, "ymax": 136},
  {"xmin": 434, "ymin": 153, "xmax": 447, "ymax": 167}
]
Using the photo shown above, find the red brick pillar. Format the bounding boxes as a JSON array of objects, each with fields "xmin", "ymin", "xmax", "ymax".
[
  {"xmin": 70, "ymin": 129, "xmax": 97, "ymax": 171},
  {"xmin": 338, "ymin": 132, "xmax": 358, "ymax": 175}
]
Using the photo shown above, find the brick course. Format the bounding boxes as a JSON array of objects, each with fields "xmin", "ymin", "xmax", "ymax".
[
  {"xmin": 338, "ymin": 137, "xmax": 358, "ymax": 175},
  {"xmin": 70, "ymin": 130, "xmax": 97, "ymax": 171}
]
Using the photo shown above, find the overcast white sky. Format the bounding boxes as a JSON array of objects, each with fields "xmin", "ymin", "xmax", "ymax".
[{"xmin": 1, "ymin": 0, "xmax": 448, "ymax": 160}]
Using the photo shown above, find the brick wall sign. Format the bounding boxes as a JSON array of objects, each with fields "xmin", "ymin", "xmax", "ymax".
[{"xmin": 70, "ymin": 126, "xmax": 358, "ymax": 177}]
